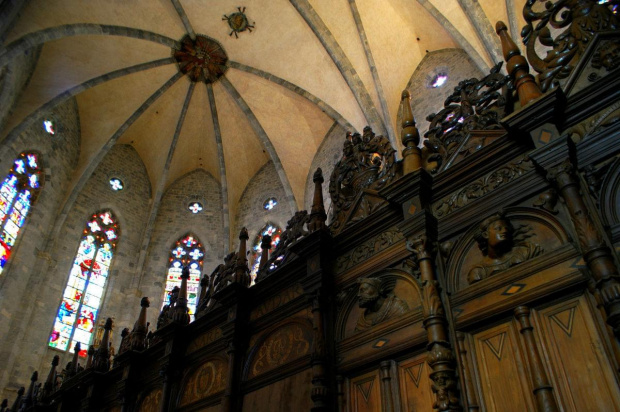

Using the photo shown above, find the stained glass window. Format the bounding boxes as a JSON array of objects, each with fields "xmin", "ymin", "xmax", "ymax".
[
  {"xmin": 162, "ymin": 234, "xmax": 204, "ymax": 321},
  {"xmin": 249, "ymin": 224, "xmax": 282, "ymax": 285},
  {"xmin": 109, "ymin": 178, "xmax": 124, "ymax": 191},
  {"xmin": 431, "ymin": 73, "xmax": 448, "ymax": 88},
  {"xmin": 188, "ymin": 202, "xmax": 203, "ymax": 214},
  {"xmin": 263, "ymin": 197, "xmax": 278, "ymax": 210},
  {"xmin": 49, "ymin": 211, "xmax": 119, "ymax": 357},
  {"xmin": 43, "ymin": 120, "xmax": 55, "ymax": 135},
  {"xmin": 0, "ymin": 152, "xmax": 43, "ymax": 276}
]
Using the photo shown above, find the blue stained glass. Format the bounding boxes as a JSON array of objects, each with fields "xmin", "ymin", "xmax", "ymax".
[
  {"xmin": 13, "ymin": 160, "xmax": 25, "ymax": 174},
  {"xmin": 27, "ymin": 154, "xmax": 38, "ymax": 169},
  {"xmin": 50, "ymin": 210, "xmax": 118, "ymax": 356},
  {"xmin": 29, "ymin": 174, "xmax": 38, "ymax": 189},
  {"xmin": 0, "ymin": 176, "xmax": 18, "ymax": 204}
]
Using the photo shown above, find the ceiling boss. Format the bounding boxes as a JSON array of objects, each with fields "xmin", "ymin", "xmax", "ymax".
[{"xmin": 173, "ymin": 35, "xmax": 228, "ymax": 83}]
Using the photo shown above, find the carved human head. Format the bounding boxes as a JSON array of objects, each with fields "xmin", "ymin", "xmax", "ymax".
[
  {"xmin": 474, "ymin": 213, "xmax": 514, "ymax": 256},
  {"xmin": 592, "ymin": 41, "xmax": 620, "ymax": 71},
  {"xmin": 356, "ymin": 277, "xmax": 382, "ymax": 308}
]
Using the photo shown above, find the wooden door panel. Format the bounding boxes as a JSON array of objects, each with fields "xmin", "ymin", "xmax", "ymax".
[
  {"xmin": 534, "ymin": 296, "xmax": 620, "ymax": 411},
  {"xmin": 472, "ymin": 322, "xmax": 536, "ymax": 411},
  {"xmin": 398, "ymin": 355, "xmax": 434, "ymax": 412},
  {"xmin": 349, "ymin": 370, "xmax": 381, "ymax": 412}
]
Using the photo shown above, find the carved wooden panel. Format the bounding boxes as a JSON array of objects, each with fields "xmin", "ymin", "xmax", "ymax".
[
  {"xmin": 186, "ymin": 327, "xmax": 222, "ymax": 354},
  {"xmin": 398, "ymin": 354, "xmax": 434, "ymax": 412},
  {"xmin": 472, "ymin": 322, "xmax": 536, "ymax": 411},
  {"xmin": 178, "ymin": 357, "xmax": 227, "ymax": 407},
  {"xmin": 247, "ymin": 320, "xmax": 312, "ymax": 379},
  {"xmin": 348, "ymin": 369, "xmax": 381, "ymax": 412},
  {"xmin": 250, "ymin": 283, "xmax": 304, "ymax": 321},
  {"xmin": 447, "ymin": 208, "xmax": 568, "ymax": 293},
  {"xmin": 136, "ymin": 387, "xmax": 162, "ymax": 412},
  {"xmin": 533, "ymin": 296, "xmax": 620, "ymax": 410},
  {"xmin": 241, "ymin": 369, "xmax": 312, "ymax": 412}
]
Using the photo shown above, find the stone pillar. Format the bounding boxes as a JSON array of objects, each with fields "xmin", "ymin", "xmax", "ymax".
[
  {"xmin": 514, "ymin": 307, "xmax": 559, "ymax": 412},
  {"xmin": 408, "ymin": 235, "xmax": 461, "ymax": 411}
]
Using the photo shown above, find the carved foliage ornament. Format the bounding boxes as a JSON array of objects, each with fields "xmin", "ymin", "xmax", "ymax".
[
  {"xmin": 335, "ymin": 227, "xmax": 404, "ymax": 273},
  {"xmin": 179, "ymin": 359, "xmax": 227, "ymax": 406},
  {"xmin": 423, "ymin": 63, "xmax": 513, "ymax": 174},
  {"xmin": 329, "ymin": 127, "xmax": 397, "ymax": 233},
  {"xmin": 249, "ymin": 323, "xmax": 311, "ymax": 378},
  {"xmin": 522, "ymin": 0, "xmax": 619, "ymax": 92},
  {"xmin": 433, "ymin": 156, "xmax": 534, "ymax": 217}
]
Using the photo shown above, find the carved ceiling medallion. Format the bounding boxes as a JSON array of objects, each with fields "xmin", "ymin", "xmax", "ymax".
[
  {"xmin": 173, "ymin": 35, "xmax": 228, "ymax": 83},
  {"xmin": 223, "ymin": 7, "xmax": 255, "ymax": 38}
]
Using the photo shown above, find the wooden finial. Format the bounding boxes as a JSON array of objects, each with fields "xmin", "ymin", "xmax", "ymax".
[
  {"xmin": 130, "ymin": 297, "xmax": 150, "ymax": 351},
  {"xmin": 259, "ymin": 234, "xmax": 272, "ymax": 271},
  {"xmin": 496, "ymin": 21, "xmax": 542, "ymax": 106},
  {"xmin": 173, "ymin": 268, "xmax": 190, "ymax": 325},
  {"xmin": 92, "ymin": 318, "xmax": 113, "ymax": 372},
  {"xmin": 9, "ymin": 387, "xmax": 24, "ymax": 412},
  {"xmin": 41, "ymin": 355, "xmax": 59, "ymax": 399},
  {"xmin": 21, "ymin": 371, "xmax": 38, "ymax": 409},
  {"xmin": 86, "ymin": 346, "xmax": 95, "ymax": 369},
  {"xmin": 400, "ymin": 90, "xmax": 422, "ymax": 174},
  {"xmin": 68, "ymin": 342, "xmax": 81, "ymax": 378},
  {"xmin": 236, "ymin": 228, "xmax": 250, "ymax": 287},
  {"xmin": 308, "ymin": 168, "xmax": 327, "ymax": 231}
]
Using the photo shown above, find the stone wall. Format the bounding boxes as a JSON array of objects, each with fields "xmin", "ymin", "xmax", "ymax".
[
  {"xmin": 139, "ymin": 169, "xmax": 224, "ymax": 329},
  {"xmin": 304, "ymin": 122, "xmax": 347, "ymax": 224},
  {"xmin": 0, "ymin": 98, "xmax": 81, "ymax": 399},
  {"xmin": 396, "ymin": 49, "xmax": 484, "ymax": 139},
  {"xmin": 235, "ymin": 161, "xmax": 292, "ymax": 246}
]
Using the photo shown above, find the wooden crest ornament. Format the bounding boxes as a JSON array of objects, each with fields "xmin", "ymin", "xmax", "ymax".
[{"xmin": 329, "ymin": 127, "xmax": 398, "ymax": 235}]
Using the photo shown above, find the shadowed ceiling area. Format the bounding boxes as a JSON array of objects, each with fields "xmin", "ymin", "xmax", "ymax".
[{"xmin": 0, "ymin": 0, "xmax": 527, "ymax": 241}]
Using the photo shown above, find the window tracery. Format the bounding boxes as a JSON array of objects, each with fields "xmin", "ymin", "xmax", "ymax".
[
  {"xmin": 162, "ymin": 234, "xmax": 204, "ymax": 320},
  {"xmin": 48, "ymin": 211, "xmax": 119, "ymax": 357},
  {"xmin": 0, "ymin": 152, "xmax": 42, "ymax": 276},
  {"xmin": 249, "ymin": 224, "xmax": 282, "ymax": 284}
]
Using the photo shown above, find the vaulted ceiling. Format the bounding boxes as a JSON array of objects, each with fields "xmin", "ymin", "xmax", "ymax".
[{"xmin": 0, "ymin": 0, "xmax": 527, "ymax": 230}]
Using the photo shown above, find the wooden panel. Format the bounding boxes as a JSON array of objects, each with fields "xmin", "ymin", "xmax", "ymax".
[
  {"xmin": 241, "ymin": 369, "xmax": 312, "ymax": 412},
  {"xmin": 534, "ymin": 296, "xmax": 620, "ymax": 411},
  {"xmin": 472, "ymin": 322, "xmax": 536, "ymax": 411},
  {"xmin": 398, "ymin": 354, "xmax": 434, "ymax": 412},
  {"xmin": 348, "ymin": 369, "xmax": 382, "ymax": 412}
]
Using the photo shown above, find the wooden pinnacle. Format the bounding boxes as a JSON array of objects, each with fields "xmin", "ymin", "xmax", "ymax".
[
  {"xmin": 496, "ymin": 21, "xmax": 542, "ymax": 107},
  {"xmin": 400, "ymin": 90, "xmax": 421, "ymax": 174}
]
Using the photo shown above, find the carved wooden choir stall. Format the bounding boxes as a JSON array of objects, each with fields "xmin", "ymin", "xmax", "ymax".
[{"xmin": 5, "ymin": 1, "xmax": 620, "ymax": 411}]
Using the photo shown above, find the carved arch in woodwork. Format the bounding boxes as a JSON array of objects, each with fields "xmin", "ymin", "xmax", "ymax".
[
  {"xmin": 600, "ymin": 158, "xmax": 620, "ymax": 235},
  {"xmin": 176, "ymin": 355, "xmax": 228, "ymax": 408},
  {"xmin": 243, "ymin": 318, "xmax": 314, "ymax": 380},
  {"xmin": 335, "ymin": 269, "xmax": 423, "ymax": 341},
  {"xmin": 135, "ymin": 385, "xmax": 162, "ymax": 412},
  {"xmin": 445, "ymin": 207, "xmax": 570, "ymax": 294}
]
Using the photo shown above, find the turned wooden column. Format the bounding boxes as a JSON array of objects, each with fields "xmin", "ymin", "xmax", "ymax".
[
  {"xmin": 235, "ymin": 228, "xmax": 250, "ymax": 287},
  {"xmin": 310, "ymin": 293, "xmax": 329, "ymax": 412},
  {"xmin": 455, "ymin": 333, "xmax": 479, "ymax": 412},
  {"xmin": 496, "ymin": 21, "xmax": 542, "ymax": 106},
  {"xmin": 259, "ymin": 234, "xmax": 271, "ymax": 271},
  {"xmin": 408, "ymin": 235, "xmax": 461, "ymax": 411},
  {"xmin": 308, "ymin": 168, "xmax": 327, "ymax": 232},
  {"xmin": 588, "ymin": 280, "xmax": 620, "ymax": 371},
  {"xmin": 379, "ymin": 361, "xmax": 395, "ymax": 412},
  {"xmin": 548, "ymin": 160, "xmax": 620, "ymax": 339},
  {"xmin": 514, "ymin": 307, "xmax": 559, "ymax": 412},
  {"xmin": 400, "ymin": 90, "xmax": 422, "ymax": 175}
]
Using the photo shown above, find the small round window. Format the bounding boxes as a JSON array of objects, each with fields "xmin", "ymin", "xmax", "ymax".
[
  {"xmin": 43, "ymin": 119, "xmax": 56, "ymax": 135},
  {"xmin": 263, "ymin": 197, "xmax": 278, "ymax": 210},
  {"xmin": 430, "ymin": 73, "xmax": 448, "ymax": 88},
  {"xmin": 109, "ymin": 178, "xmax": 124, "ymax": 191},
  {"xmin": 188, "ymin": 202, "xmax": 203, "ymax": 214}
]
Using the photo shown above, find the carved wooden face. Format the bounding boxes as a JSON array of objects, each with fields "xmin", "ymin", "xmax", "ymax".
[
  {"xmin": 357, "ymin": 282, "xmax": 380, "ymax": 308},
  {"xmin": 484, "ymin": 219, "xmax": 512, "ymax": 250}
]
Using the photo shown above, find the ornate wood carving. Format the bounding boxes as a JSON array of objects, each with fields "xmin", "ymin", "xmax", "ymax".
[
  {"xmin": 92, "ymin": 318, "xmax": 113, "ymax": 373},
  {"xmin": 186, "ymin": 328, "xmax": 223, "ymax": 354},
  {"xmin": 379, "ymin": 361, "xmax": 395, "ymax": 412},
  {"xmin": 433, "ymin": 155, "xmax": 533, "ymax": 218},
  {"xmin": 178, "ymin": 358, "xmax": 227, "ymax": 407},
  {"xmin": 455, "ymin": 333, "xmax": 479, "ymax": 411},
  {"xmin": 422, "ymin": 63, "xmax": 513, "ymax": 174},
  {"xmin": 407, "ymin": 235, "xmax": 461, "ymax": 411},
  {"xmin": 329, "ymin": 128, "xmax": 397, "ymax": 235},
  {"xmin": 257, "ymin": 211, "xmax": 308, "ymax": 281},
  {"xmin": 513, "ymin": 306, "xmax": 560, "ymax": 412},
  {"xmin": 250, "ymin": 284, "xmax": 304, "ymax": 321},
  {"xmin": 119, "ymin": 297, "xmax": 150, "ymax": 356},
  {"xmin": 354, "ymin": 277, "xmax": 409, "ymax": 332},
  {"xmin": 310, "ymin": 293, "xmax": 329, "ymax": 412},
  {"xmin": 400, "ymin": 90, "xmax": 422, "ymax": 174},
  {"xmin": 521, "ymin": 0, "xmax": 618, "ymax": 91},
  {"xmin": 335, "ymin": 227, "xmax": 404, "ymax": 273},
  {"xmin": 547, "ymin": 159, "xmax": 620, "ymax": 339},
  {"xmin": 247, "ymin": 321, "xmax": 313, "ymax": 379},
  {"xmin": 136, "ymin": 387, "xmax": 162, "ymax": 412},
  {"xmin": 308, "ymin": 168, "xmax": 328, "ymax": 232}
]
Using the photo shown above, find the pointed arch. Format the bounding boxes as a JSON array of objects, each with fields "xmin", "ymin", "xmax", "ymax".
[
  {"xmin": 48, "ymin": 210, "xmax": 120, "ymax": 357},
  {"xmin": 162, "ymin": 233, "xmax": 204, "ymax": 320},
  {"xmin": 249, "ymin": 223, "xmax": 282, "ymax": 284},
  {"xmin": 0, "ymin": 151, "xmax": 43, "ymax": 275}
]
